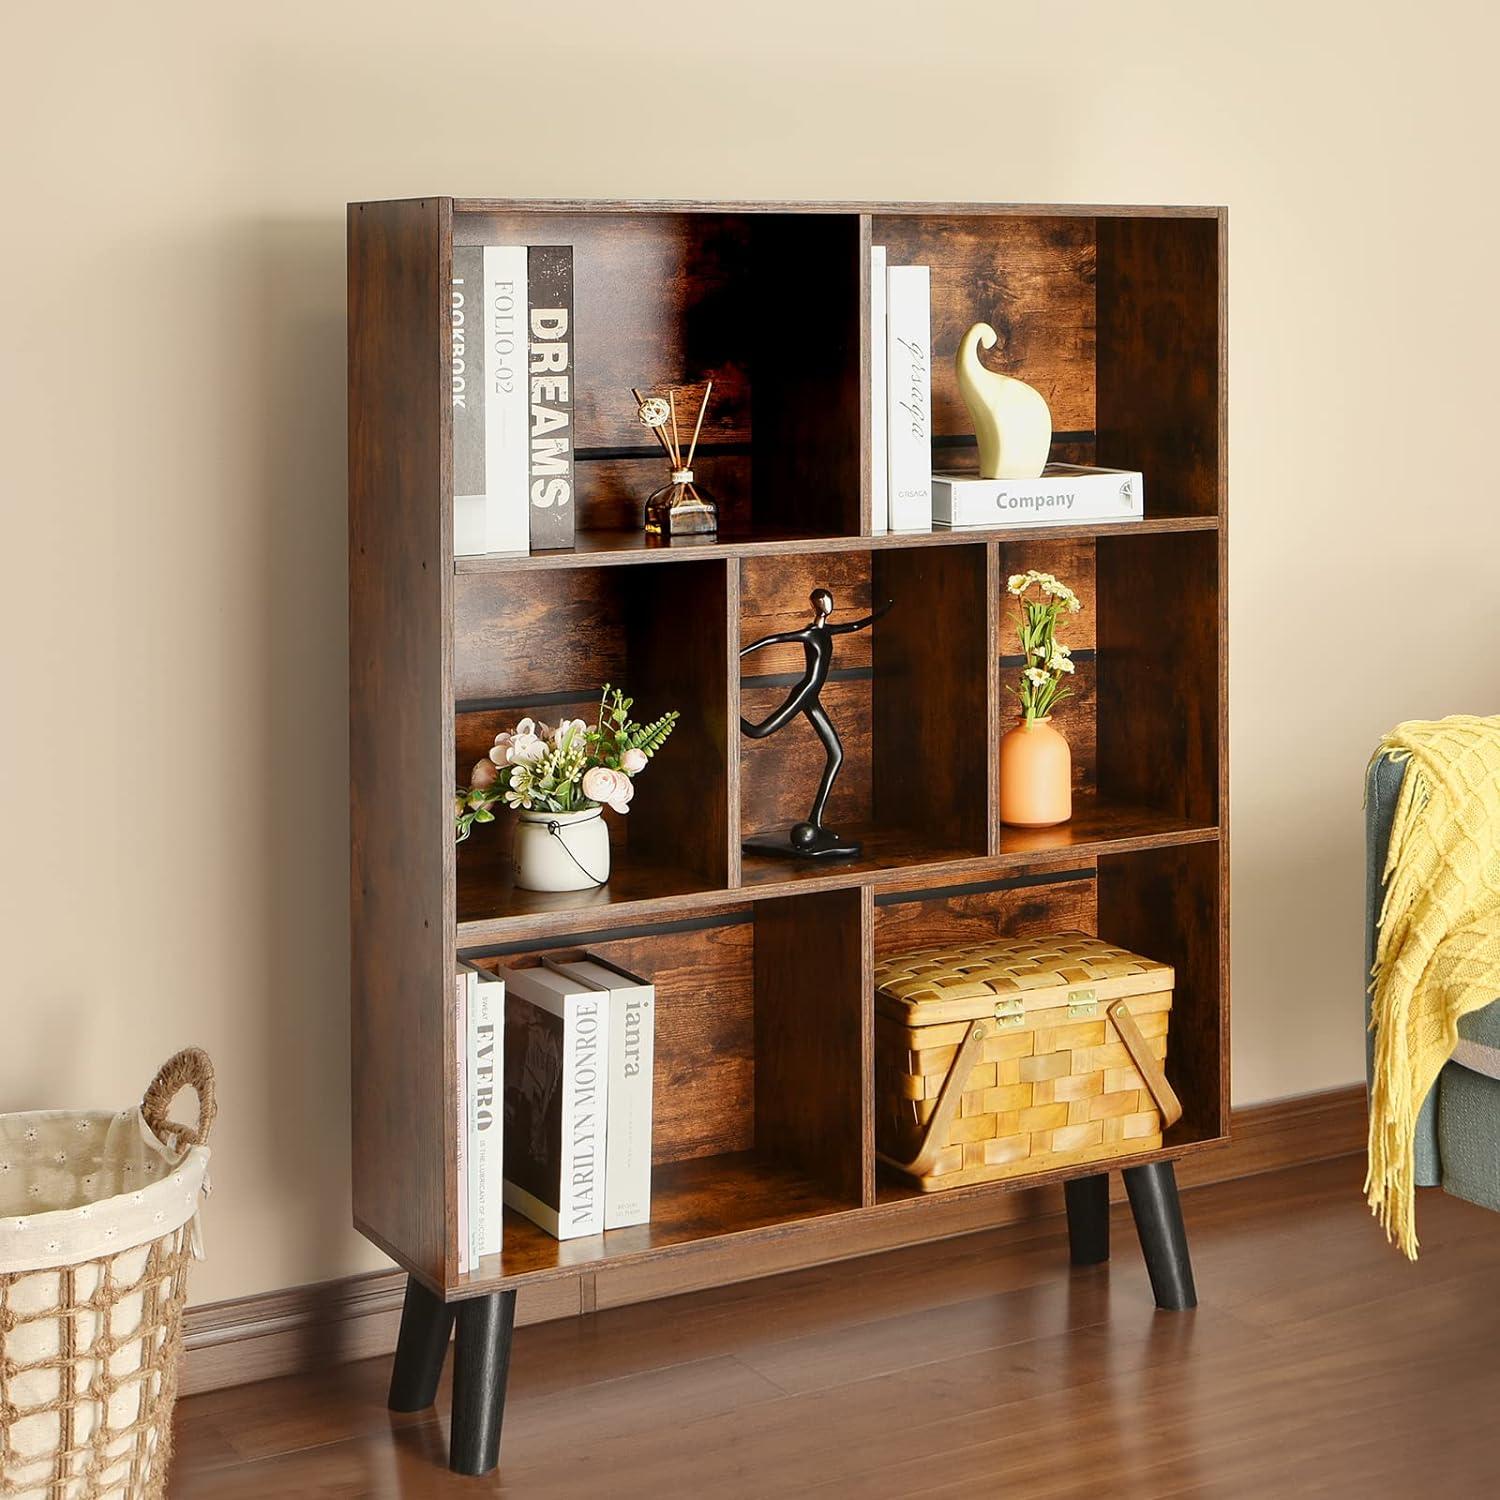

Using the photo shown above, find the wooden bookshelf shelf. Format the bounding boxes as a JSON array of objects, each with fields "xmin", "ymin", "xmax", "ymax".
[
  {"xmin": 349, "ymin": 194, "xmax": 1227, "ymax": 1472},
  {"xmin": 452, "ymin": 514, "xmax": 1220, "ymax": 575},
  {"xmin": 453, "ymin": 1151, "xmax": 854, "ymax": 1292}
]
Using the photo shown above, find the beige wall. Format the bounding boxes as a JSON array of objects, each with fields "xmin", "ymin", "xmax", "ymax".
[{"xmin": 3, "ymin": 2, "xmax": 1497, "ymax": 1305}]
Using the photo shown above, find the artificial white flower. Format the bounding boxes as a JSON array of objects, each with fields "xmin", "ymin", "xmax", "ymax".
[
  {"xmin": 621, "ymin": 747, "xmax": 648, "ymax": 775},
  {"xmin": 552, "ymin": 718, "xmax": 589, "ymax": 750},
  {"xmin": 582, "ymin": 766, "xmax": 635, "ymax": 814},
  {"xmin": 1024, "ymin": 667, "xmax": 1051, "ymax": 686}
]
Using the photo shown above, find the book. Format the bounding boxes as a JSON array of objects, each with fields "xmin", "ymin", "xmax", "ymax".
[
  {"xmin": 869, "ymin": 244, "xmax": 888, "ymax": 532},
  {"xmin": 454, "ymin": 970, "xmax": 470, "ymax": 1273},
  {"xmin": 499, "ymin": 965, "xmax": 609, "ymax": 1240},
  {"xmin": 931, "ymin": 464, "xmax": 1145, "ymax": 530},
  {"xmin": 465, "ymin": 967, "xmax": 504, "ymax": 1262},
  {"xmin": 549, "ymin": 958, "xmax": 654, "ymax": 1230},
  {"xmin": 483, "ymin": 246, "xmax": 530, "ymax": 555},
  {"xmin": 886, "ymin": 264, "xmax": 932, "ymax": 531},
  {"xmin": 527, "ymin": 246, "xmax": 575, "ymax": 551},
  {"xmin": 451, "ymin": 248, "xmax": 487, "ymax": 557}
]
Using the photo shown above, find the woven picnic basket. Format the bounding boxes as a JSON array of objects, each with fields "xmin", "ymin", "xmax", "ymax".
[
  {"xmin": 875, "ymin": 933, "xmax": 1179, "ymax": 1191},
  {"xmin": 0, "ymin": 1049, "xmax": 214, "ymax": 1500}
]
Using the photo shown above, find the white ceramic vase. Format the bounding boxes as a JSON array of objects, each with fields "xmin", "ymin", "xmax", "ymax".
[{"xmin": 512, "ymin": 807, "xmax": 610, "ymax": 893}]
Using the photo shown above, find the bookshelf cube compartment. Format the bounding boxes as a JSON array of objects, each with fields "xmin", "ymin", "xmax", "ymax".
[
  {"xmin": 872, "ymin": 846, "xmax": 1224, "ymax": 1205},
  {"xmin": 463, "ymin": 885, "xmax": 869, "ymax": 1285},
  {"xmin": 995, "ymin": 528, "xmax": 1220, "ymax": 855},
  {"xmin": 453, "ymin": 559, "xmax": 732, "ymax": 923},
  {"xmin": 871, "ymin": 212, "xmax": 1222, "ymax": 518},
  {"xmin": 739, "ymin": 543, "xmax": 991, "ymax": 884},
  {"xmin": 454, "ymin": 206, "xmax": 864, "ymax": 546}
]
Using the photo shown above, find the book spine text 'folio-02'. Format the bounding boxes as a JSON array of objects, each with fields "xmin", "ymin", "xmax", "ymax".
[{"xmin": 483, "ymin": 245, "xmax": 530, "ymax": 555}]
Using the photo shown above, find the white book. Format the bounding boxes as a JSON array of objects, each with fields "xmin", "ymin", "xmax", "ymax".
[
  {"xmin": 931, "ymin": 465, "xmax": 1145, "ymax": 530},
  {"xmin": 454, "ymin": 971, "xmax": 469, "ymax": 1274},
  {"xmin": 482, "ymin": 245, "xmax": 530, "ymax": 555},
  {"xmin": 465, "ymin": 968, "xmax": 504, "ymax": 1261},
  {"xmin": 886, "ymin": 264, "xmax": 932, "ymax": 531},
  {"xmin": 499, "ymin": 965, "xmax": 608, "ymax": 1240},
  {"xmin": 451, "ymin": 246, "xmax": 487, "ymax": 557},
  {"xmin": 551, "ymin": 958, "xmax": 654, "ymax": 1230},
  {"xmin": 869, "ymin": 245, "xmax": 888, "ymax": 532}
]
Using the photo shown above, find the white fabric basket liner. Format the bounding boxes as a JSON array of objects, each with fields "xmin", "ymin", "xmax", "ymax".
[{"xmin": 0, "ymin": 1107, "xmax": 209, "ymax": 1276}]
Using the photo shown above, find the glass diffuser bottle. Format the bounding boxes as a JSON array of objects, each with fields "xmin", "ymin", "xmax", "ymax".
[{"xmin": 635, "ymin": 384, "xmax": 718, "ymax": 538}]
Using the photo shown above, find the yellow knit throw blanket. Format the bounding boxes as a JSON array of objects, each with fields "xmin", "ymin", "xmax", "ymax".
[{"xmin": 1367, "ymin": 714, "xmax": 1500, "ymax": 1257}]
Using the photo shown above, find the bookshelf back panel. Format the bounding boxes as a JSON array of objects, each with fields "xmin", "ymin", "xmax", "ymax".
[
  {"xmin": 454, "ymin": 211, "xmax": 754, "ymax": 453},
  {"xmin": 471, "ymin": 914, "xmax": 756, "ymax": 1167},
  {"xmin": 454, "ymin": 559, "xmax": 732, "ymax": 900},
  {"xmin": 454, "ymin": 208, "xmax": 862, "ymax": 540},
  {"xmin": 1098, "ymin": 840, "xmax": 1226, "ymax": 1142},
  {"xmin": 740, "ymin": 552, "xmax": 875, "ymax": 837},
  {"xmin": 873, "ymin": 868, "xmax": 1098, "ymax": 960},
  {"xmin": 870, "ymin": 215, "xmax": 1098, "ymax": 439},
  {"xmin": 996, "ymin": 537, "xmax": 1098, "ymax": 797}
]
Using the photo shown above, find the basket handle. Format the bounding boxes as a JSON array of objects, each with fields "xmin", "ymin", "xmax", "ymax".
[
  {"xmin": 142, "ymin": 1047, "xmax": 218, "ymax": 1147},
  {"xmin": 1108, "ymin": 1002, "xmax": 1183, "ymax": 1129},
  {"xmin": 876, "ymin": 1018, "xmax": 988, "ymax": 1179}
]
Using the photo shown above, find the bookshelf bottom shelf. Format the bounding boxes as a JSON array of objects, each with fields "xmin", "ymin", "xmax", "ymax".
[
  {"xmin": 459, "ymin": 1151, "xmax": 854, "ymax": 1292},
  {"xmin": 445, "ymin": 1134, "xmax": 1230, "ymax": 1299}
]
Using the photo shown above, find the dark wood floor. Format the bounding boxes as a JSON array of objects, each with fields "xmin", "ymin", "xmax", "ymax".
[{"xmin": 172, "ymin": 1156, "xmax": 1500, "ymax": 1497}]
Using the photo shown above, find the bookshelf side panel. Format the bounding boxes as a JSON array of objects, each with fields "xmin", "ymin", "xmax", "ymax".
[{"xmin": 348, "ymin": 198, "xmax": 455, "ymax": 1288}]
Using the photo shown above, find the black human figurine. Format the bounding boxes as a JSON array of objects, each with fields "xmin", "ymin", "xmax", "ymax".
[{"xmin": 740, "ymin": 588, "xmax": 893, "ymax": 859}]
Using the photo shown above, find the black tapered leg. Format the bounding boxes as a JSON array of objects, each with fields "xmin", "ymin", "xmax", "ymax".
[
  {"xmin": 1064, "ymin": 1173, "xmax": 1111, "ymax": 1265},
  {"xmin": 1122, "ymin": 1161, "xmax": 1197, "ymax": 1310},
  {"xmin": 449, "ymin": 1290, "xmax": 517, "ymax": 1476},
  {"xmin": 388, "ymin": 1276, "xmax": 455, "ymax": 1412}
]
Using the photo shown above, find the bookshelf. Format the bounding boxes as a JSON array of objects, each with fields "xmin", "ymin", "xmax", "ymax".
[{"xmin": 349, "ymin": 198, "xmax": 1227, "ymax": 1473}]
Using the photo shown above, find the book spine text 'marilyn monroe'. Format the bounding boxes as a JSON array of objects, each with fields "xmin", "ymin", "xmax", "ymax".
[
  {"xmin": 500, "ymin": 967, "xmax": 608, "ymax": 1240},
  {"xmin": 526, "ymin": 245, "xmax": 574, "ymax": 551},
  {"xmin": 484, "ymin": 245, "xmax": 530, "ymax": 555},
  {"xmin": 451, "ymin": 247, "xmax": 487, "ymax": 557},
  {"xmin": 886, "ymin": 263, "xmax": 932, "ymax": 532},
  {"xmin": 560, "ymin": 990, "xmax": 606, "ymax": 1238},
  {"xmin": 554, "ymin": 958, "xmax": 654, "ymax": 1230}
]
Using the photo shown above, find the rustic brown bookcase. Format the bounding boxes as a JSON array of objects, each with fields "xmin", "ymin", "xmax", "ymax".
[{"xmin": 349, "ymin": 198, "xmax": 1227, "ymax": 1474}]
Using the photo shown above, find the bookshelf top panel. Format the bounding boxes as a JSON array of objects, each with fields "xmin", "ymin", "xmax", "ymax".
[{"xmin": 440, "ymin": 198, "xmax": 1226, "ymax": 221}]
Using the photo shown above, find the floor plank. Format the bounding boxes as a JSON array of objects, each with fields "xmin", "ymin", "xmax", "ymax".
[{"xmin": 171, "ymin": 1157, "xmax": 1500, "ymax": 1496}]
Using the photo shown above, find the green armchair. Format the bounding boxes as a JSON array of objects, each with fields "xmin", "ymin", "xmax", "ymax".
[{"xmin": 1367, "ymin": 753, "xmax": 1500, "ymax": 1211}]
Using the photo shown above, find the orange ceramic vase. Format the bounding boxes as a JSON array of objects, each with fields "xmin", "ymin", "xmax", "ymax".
[{"xmin": 999, "ymin": 716, "xmax": 1072, "ymax": 828}]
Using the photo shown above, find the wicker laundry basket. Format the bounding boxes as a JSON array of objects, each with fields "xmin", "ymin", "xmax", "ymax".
[
  {"xmin": 875, "ymin": 934, "xmax": 1180, "ymax": 1191},
  {"xmin": 0, "ymin": 1049, "xmax": 214, "ymax": 1500}
]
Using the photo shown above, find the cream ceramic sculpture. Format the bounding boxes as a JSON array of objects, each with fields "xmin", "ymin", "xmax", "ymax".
[{"xmin": 955, "ymin": 322, "xmax": 1052, "ymax": 479}]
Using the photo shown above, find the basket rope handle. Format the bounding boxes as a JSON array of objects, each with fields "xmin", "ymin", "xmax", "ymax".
[{"xmin": 142, "ymin": 1047, "xmax": 218, "ymax": 1147}]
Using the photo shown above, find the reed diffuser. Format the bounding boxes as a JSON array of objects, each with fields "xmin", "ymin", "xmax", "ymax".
[{"xmin": 634, "ymin": 383, "xmax": 718, "ymax": 537}]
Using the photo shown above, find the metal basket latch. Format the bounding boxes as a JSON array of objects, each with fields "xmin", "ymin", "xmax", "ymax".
[
  {"xmin": 992, "ymin": 996, "xmax": 1026, "ymax": 1030},
  {"xmin": 1067, "ymin": 987, "xmax": 1099, "ymax": 1019}
]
